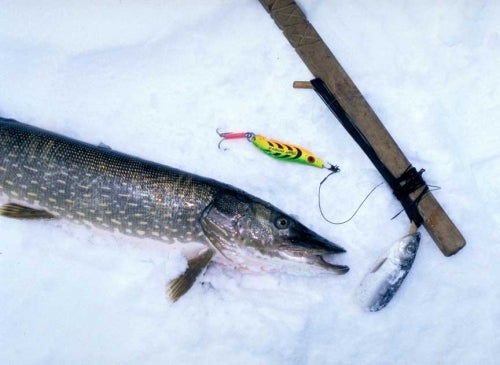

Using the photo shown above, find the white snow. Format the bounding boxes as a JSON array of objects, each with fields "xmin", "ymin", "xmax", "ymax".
[{"xmin": 0, "ymin": 1, "xmax": 498, "ymax": 364}]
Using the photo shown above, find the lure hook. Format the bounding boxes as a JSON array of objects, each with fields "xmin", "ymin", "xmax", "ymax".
[{"xmin": 217, "ymin": 128, "xmax": 254, "ymax": 150}]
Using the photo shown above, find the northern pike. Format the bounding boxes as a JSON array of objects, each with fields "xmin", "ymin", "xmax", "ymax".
[{"xmin": 0, "ymin": 117, "xmax": 348, "ymax": 300}]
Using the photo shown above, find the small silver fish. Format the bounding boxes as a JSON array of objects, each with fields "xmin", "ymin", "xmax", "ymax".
[{"xmin": 357, "ymin": 232, "xmax": 420, "ymax": 312}]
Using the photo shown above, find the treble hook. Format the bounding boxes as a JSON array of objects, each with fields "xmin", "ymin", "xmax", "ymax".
[{"xmin": 217, "ymin": 128, "xmax": 254, "ymax": 150}]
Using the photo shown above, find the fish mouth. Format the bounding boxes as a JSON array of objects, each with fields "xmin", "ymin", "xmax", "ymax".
[
  {"xmin": 311, "ymin": 255, "xmax": 350, "ymax": 274},
  {"xmin": 278, "ymin": 248, "xmax": 349, "ymax": 274},
  {"xmin": 286, "ymin": 225, "xmax": 349, "ymax": 274}
]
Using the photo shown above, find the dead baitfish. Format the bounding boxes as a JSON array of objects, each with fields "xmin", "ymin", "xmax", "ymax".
[
  {"xmin": 357, "ymin": 232, "xmax": 420, "ymax": 311},
  {"xmin": 0, "ymin": 117, "xmax": 349, "ymax": 301}
]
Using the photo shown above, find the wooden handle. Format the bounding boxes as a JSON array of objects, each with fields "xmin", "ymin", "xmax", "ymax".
[
  {"xmin": 292, "ymin": 80, "xmax": 313, "ymax": 89},
  {"xmin": 258, "ymin": 0, "xmax": 465, "ymax": 256}
]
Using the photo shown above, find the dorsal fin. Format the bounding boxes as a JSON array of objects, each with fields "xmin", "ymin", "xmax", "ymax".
[{"xmin": 98, "ymin": 142, "xmax": 112, "ymax": 150}]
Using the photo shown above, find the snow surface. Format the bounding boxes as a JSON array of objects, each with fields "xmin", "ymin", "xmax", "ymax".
[{"xmin": 0, "ymin": 1, "xmax": 498, "ymax": 364}]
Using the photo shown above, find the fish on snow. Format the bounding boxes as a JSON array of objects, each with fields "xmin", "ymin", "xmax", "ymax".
[{"xmin": 0, "ymin": 117, "xmax": 348, "ymax": 300}]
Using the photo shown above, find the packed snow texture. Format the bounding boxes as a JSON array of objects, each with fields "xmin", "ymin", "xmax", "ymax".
[{"xmin": 0, "ymin": 1, "xmax": 498, "ymax": 364}]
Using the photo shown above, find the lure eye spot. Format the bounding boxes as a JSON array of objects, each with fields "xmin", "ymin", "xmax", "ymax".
[{"xmin": 307, "ymin": 156, "xmax": 315, "ymax": 163}]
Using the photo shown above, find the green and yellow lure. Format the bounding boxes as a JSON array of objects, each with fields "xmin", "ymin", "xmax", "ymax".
[{"xmin": 218, "ymin": 130, "xmax": 339, "ymax": 172}]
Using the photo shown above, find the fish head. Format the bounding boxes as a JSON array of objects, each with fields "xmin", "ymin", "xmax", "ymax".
[
  {"xmin": 389, "ymin": 232, "xmax": 420, "ymax": 269},
  {"xmin": 200, "ymin": 190, "xmax": 348, "ymax": 273}
]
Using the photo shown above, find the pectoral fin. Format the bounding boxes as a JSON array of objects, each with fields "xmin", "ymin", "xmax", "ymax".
[
  {"xmin": 370, "ymin": 257, "xmax": 387, "ymax": 273},
  {"xmin": 0, "ymin": 203, "xmax": 55, "ymax": 219},
  {"xmin": 168, "ymin": 247, "xmax": 215, "ymax": 302}
]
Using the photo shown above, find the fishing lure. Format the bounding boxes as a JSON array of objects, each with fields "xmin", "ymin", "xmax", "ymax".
[
  {"xmin": 218, "ymin": 129, "xmax": 383, "ymax": 226},
  {"xmin": 217, "ymin": 130, "xmax": 340, "ymax": 172}
]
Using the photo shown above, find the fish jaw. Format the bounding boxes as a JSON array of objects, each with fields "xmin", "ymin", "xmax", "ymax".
[
  {"xmin": 277, "ymin": 224, "xmax": 349, "ymax": 273},
  {"xmin": 277, "ymin": 248, "xmax": 350, "ymax": 274}
]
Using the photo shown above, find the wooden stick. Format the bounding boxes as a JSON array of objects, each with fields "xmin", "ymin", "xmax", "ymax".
[
  {"xmin": 292, "ymin": 81, "xmax": 313, "ymax": 89},
  {"xmin": 257, "ymin": 0, "xmax": 465, "ymax": 256}
]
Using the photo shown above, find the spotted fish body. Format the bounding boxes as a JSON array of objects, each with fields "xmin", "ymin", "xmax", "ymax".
[
  {"xmin": 0, "ymin": 117, "xmax": 348, "ymax": 300},
  {"xmin": 0, "ymin": 119, "xmax": 217, "ymax": 243}
]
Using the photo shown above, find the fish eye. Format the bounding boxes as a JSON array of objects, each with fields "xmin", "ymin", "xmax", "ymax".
[
  {"xmin": 274, "ymin": 216, "xmax": 290, "ymax": 229},
  {"xmin": 405, "ymin": 243, "xmax": 416, "ymax": 254}
]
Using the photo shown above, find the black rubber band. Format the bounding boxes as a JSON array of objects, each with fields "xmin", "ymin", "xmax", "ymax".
[
  {"xmin": 392, "ymin": 166, "xmax": 429, "ymax": 225},
  {"xmin": 310, "ymin": 78, "xmax": 429, "ymax": 226}
]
